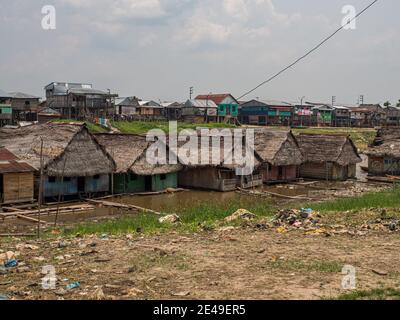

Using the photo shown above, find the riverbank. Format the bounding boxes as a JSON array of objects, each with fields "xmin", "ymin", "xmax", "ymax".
[{"xmin": 1, "ymin": 186, "xmax": 400, "ymax": 300}]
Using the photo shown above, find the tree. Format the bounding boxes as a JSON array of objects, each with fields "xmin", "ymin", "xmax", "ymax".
[
  {"xmin": 384, "ymin": 101, "xmax": 391, "ymax": 108},
  {"xmin": 397, "ymin": 100, "xmax": 400, "ymax": 108}
]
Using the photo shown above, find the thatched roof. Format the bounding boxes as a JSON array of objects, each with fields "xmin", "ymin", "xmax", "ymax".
[
  {"xmin": 176, "ymin": 130, "xmax": 261, "ymax": 170},
  {"xmin": 370, "ymin": 128, "xmax": 400, "ymax": 147},
  {"xmin": 95, "ymin": 134, "xmax": 182, "ymax": 175},
  {"xmin": 366, "ymin": 141, "xmax": 400, "ymax": 159},
  {"xmin": 0, "ymin": 123, "xmax": 115, "ymax": 177},
  {"xmin": 297, "ymin": 134, "xmax": 361, "ymax": 166},
  {"xmin": 253, "ymin": 130, "xmax": 303, "ymax": 166}
]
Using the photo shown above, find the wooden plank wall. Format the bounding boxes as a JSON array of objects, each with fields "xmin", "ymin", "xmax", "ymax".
[{"xmin": 3, "ymin": 172, "xmax": 34, "ymax": 203}]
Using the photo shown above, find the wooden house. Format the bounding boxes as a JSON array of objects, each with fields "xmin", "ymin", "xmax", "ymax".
[
  {"xmin": 253, "ymin": 130, "xmax": 304, "ymax": 184},
  {"xmin": 297, "ymin": 134, "xmax": 362, "ymax": 180},
  {"xmin": 195, "ymin": 94, "xmax": 239, "ymax": 123},
  {"xmin": 44, "ymin": 82, "xmax": 117, "ymax": 120},
  {"xmin": 182, "ymin": 99, "xmax": 218, "ymax": 123},
  {"xmin": 8, "ymin": 92, "xmax": 41, "ymax": 123},
  {"xmin": 0, "ymin": 89, "xmax": 12, "ymax": 127},
  {"xmin": 292, "ymin": 104, "xmax": 314, "ymax": 127},
  {"xmin": 332, "ymin": 106, "xmax": 351, "ymax": 127},
  {"xmin": 0, "ymin": 123, "xmax": 115, "ymax": 202},
  {"xmin": 161, "ymin": 102, "xmax": 183, "ymax": 121},
  {"xmin": 115, "ymin": 96, "xmax": 140, "ymax": 117},
  {"xmin": 239, "ymin": 100, "xmax": 269, "ymax": 125},
  {"xmin": 177, "ymin": 131, "xmax": 263, "ymax": 192},
  {"xmin": 309, "ymin": 104, "xmax": 333, "ymax": 127},
  {"xmin": 0, "ymin": 147, "xmax": 35, "ymax": 205},
  {"xmin": 366, "ymin": 128, "xmax": 400, "ymax": 176},
  {"xmin": 95, "ymin": 134, "xmax": 181, "ymax": 194},
  {"xmin": 384, "ymin": 106, "xmax": 400, "ymax": 127}
]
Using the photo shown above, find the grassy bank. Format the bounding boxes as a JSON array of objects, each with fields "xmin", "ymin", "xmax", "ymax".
[
  {"xmin": 308, "ymin": 186, "xmax": 400, "ymax": 212},
  {"xmin": 110, "ymin": 121, "xmax": 236, "ymax": 135},
  {"xmin": 335, "ymin": 288, "xmax": 400, "ymax": 300},
  {"xmin": 60, "ymin": 199, "xmax": 273, "ymax": 236},
  {"xmin": 292, "ymin": 127, "xmax": 376, "ymax": 151}
]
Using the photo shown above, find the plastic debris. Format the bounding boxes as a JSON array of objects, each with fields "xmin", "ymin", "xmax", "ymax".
[
  {"xmin": 224, "ymin": 209, "xmax": 257, "ymax": 223},
  {"xmin": 4, "ymin": 259, "xmax": 18, "ymax": 268},
  {"xmin": 159, "ymin": 214, "xmax": 181, "ymax": 224},
  {"xmin": 66, "ymin": 282, "xmax": 81, "ymax": 290}
]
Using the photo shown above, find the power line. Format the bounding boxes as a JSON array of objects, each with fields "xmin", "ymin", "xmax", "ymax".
[{"xmin": 238, "ymin": 0, "xmax": 379, "ymax": 100}]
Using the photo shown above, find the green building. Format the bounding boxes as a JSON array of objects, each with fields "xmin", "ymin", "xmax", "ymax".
[
  {"xmin": 95, "ymin": 134, "xmax": 182, "ymax": 194},
  {"xmin": 195, "ymin": 94, "xmax": 239, "ymax": 123}
]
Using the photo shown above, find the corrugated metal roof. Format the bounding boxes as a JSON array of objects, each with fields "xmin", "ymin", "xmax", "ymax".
[
  {"xmin": 184, "ymin": 99, "xmax": 218, "ymax": 109},
  {"xmin": 0, "ymin": 89, "xmax": 12, "ymax": 98},
  {"xmin": 195, "ymin": 94, "xmax": 238, "ymax": 105},
  {"xmin": 0, "ymin": 147, "xmax": 35, "ymax": 173},
  {"xmin": 8, "ymin": 92, "xmax": 40, "ymax": 99}
]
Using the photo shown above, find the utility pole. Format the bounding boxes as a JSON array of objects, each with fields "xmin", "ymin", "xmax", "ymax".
[
  {"xmin": 359, "ymin": 95, "xmax": 364, "ymax": 105},
  {"xmin": 189, "ymin": 87, "xmax": 194, "ymax": 100},
  {"xmin": 331, "ymin": 96, "xmax": 336, "ymax": 107}
]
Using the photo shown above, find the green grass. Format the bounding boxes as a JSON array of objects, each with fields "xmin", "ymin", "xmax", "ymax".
[
  {"xmin": 110, "ymin": 121, "xmax": 236, "ymax": 135},
  {"xmin": 335, "ymin": 288, "xmax": 400, "ymax": 300},
  {"xmin": 59, "ymin": 199, "xmax": 273, "ymax": 236},
  {"xmin": 269, "ymin": 259, "xmax": 343, "ymax": 273},
  {"xmin": 307, "ymin": 186, "xmax": 400, "ymax": 212},
  {"xmin": 292, "ymin": 127, "xmax": 376, "ymax": 151},
  {"xmin": 51, "ymin": 119, "xmax": 109, "ymax": 133}
]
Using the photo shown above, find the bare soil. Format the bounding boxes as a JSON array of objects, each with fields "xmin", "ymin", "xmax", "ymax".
[{"xmin": 1, "ymin": 226, "xmax": 400, "ymax": 300}]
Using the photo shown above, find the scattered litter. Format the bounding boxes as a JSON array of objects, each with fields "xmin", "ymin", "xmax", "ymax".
[
  {"xmin": 0, "ymin": 294, "xmax": 9, "ymax": 300},
  {"xmin": 0, "ymin": 251, "xmax": 16, "ymax": 265},
  {"xmin": 100, "ymin": 234, "xmax": 109, "ymax": 240},
  {"xmin": 225, "ymin": 209, "xmax": 257, "ymax": 223},
  {"xmin": 171, "ymin": 291, "xmax": 190, "ymax": 297},
  {"xmin": 159, "ymin": 214, "xmax": 181, "ymax": 224},
  {"xmin": 66, "ymin": 282, "xmax": 81, "ymax": 290},
  {"xmin": 276, "ymin": 226, "xmax": 288, "ymax": 234},
  {"xmin": 4, "ymin": 259, "xmax": 18, "ymax": 268},
  {"xmin": 372, "ymin": 269, "xmax": 388, "ymax": 276}
]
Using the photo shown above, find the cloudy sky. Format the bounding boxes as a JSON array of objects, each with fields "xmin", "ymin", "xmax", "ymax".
[{"xmin": 0, "ymin": 0, "xmax": 398, "ymax": 105}]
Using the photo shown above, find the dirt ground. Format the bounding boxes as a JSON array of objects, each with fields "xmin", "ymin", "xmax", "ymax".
[{"xmin": 1, "ymin": 225, "xmax": 400, "ymax": 300}]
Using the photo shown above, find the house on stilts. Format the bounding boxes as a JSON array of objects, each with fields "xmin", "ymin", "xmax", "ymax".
[
  {"xmin": 366, "ymin": 128, "xmax": 400, "ymax": 176},
  {"xmin": 95, "ymin": 134, "xmax": 181, "ymax": 194},
  {"xmin": 177, "ymin": 130, "xmax": 263, "ymax": 192},
  {"xmin": 0, "ymin": 123, "xmax": 115, "ymax": 202},
  {"xmin": 0, "ymin": 147, "xmax": 35, "ymax": 206},
  {"xmin": 297, "ymin": 134, "xmax": 361, "ymax": 180},
  {"xmin": 253, "ymin": 130, "xmax": 304, "ymax": 184}
]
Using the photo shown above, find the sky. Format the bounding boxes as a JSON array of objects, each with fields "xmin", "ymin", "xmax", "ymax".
[{"xmin": 0, "ymin": 0, "xmax": 398, "ymax": 105}]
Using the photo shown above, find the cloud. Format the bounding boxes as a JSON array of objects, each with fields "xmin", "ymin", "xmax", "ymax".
[{"xmin": 175, "ymin": 0, "xmax": 300, "ymax": 48}]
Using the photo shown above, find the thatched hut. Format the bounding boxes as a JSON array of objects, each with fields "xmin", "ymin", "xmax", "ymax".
[
  {"xmin": 253, "ymin": 130, "xmax": 304, "ymax": 184},
  {"xmin": 177, "ymin": 130, "xmax": 263, "ymax": 191},
  {"xmin": 297, "ymin": 134, "xmax": 361, "ymax": 180},
  {"xmin": 0, "ymin": 147, "xmax": 35, "ymax": 205},
  {"xmin": 0, "ymin": 123, "xmax": 115, "ymax": 200},
  {"xmin": 95, "ymin": 134, "xmax": 181, "ymax": 193},
  {"xmin": 366, "ymin": 128, "xmax": 400, "ymax": 176}
]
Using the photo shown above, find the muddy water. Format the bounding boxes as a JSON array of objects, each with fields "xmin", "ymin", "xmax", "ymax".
[{"xmin": 112, "ymin": 190, "xmax": 271, "ymax": 213}]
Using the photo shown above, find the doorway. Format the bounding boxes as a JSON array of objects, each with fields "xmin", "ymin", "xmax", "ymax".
[
  {"xmin": 77, "ymin": 177, "xmax": 85, "ymax": 193},
  {"xmin": 145, "ymin": 176, "xmax": 152, "ymax": 192}
]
